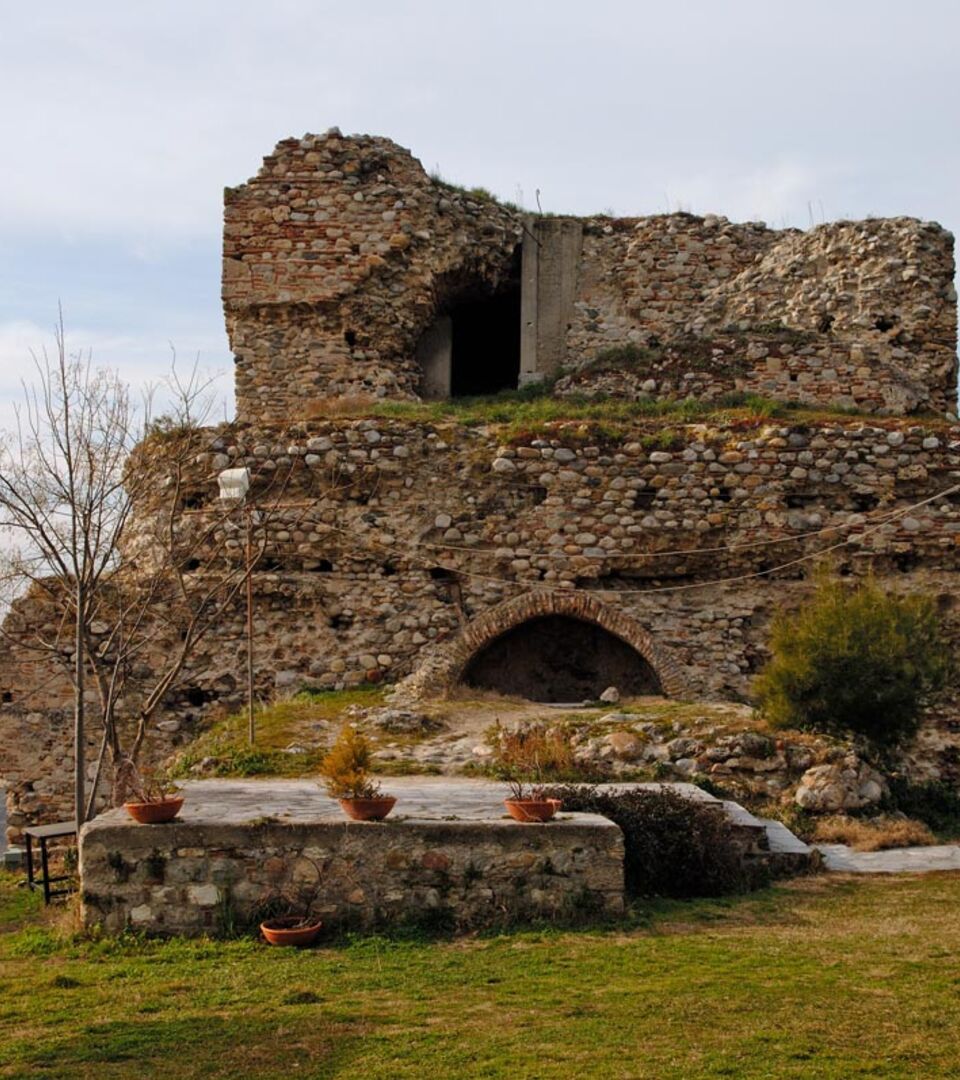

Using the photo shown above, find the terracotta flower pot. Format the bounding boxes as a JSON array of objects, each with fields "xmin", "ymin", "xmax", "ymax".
[
  {"xmin": 123, "ymin": 797, "xmax": 184, "ymax": 824},
  {"xmin": 338, "ymin": 796, "xmax": 397, "ymax": 821},
  {"xmin": 260, "ymin": 916, "xmax": 323, "ymax": 947},
  {"xmin": 504, "ymin": 798, "xmax": 558, "ymax": 823}
]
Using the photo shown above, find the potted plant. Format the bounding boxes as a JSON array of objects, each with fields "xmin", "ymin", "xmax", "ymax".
[
  {"xmin": 115, "ymin": 760, "xmax": 184, "ymax": 824},
  {"xmin": 491, "ymin": 722, "xmax": 563, "ymax": 823},
  {"xmin": 503, "ymin": 777, "xmax": 559, "ymax": 823},
  {"xmin": 319, "ymin": 724, "xmax": 396, "ymax": 821},
  {"xmin": 260, "ymin": 856, "xmax": 325, "ymax": 947}
]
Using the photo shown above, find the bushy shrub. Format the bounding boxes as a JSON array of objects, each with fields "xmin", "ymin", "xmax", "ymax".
[
  {"xmin": 543, "ymin": 785, "xmax": 760, "ymax": 897},
  {"xmin": 754, "ymin": 574, "xmax": 950, "ymax": 749},
  {"xmin": 884, "ymin": 778, "xmax": 960, "ymax": 839},
  {"xmin": 318, "ymin": 724, "xmax": 381, "ymax": 799}
]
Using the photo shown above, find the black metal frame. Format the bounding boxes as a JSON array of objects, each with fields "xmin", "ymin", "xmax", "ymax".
[{"xmin": 24, "ymin": 821, "xmax": 77, "ymax": 903}]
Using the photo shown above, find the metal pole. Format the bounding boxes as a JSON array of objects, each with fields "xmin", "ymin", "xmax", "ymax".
[
  {"xmin": 245, "ymin": 503, "xmax": 255, "ymax": 745},
  {"xmin": 74, "ymin": 582, "xmax": 85, "ymax": 827}
]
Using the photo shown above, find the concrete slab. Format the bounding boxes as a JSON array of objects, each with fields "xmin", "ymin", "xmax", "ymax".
[
  {"xmin": 761, "ymin": 819, "xmax": 813, "ymax": 857},
  {"xmin": 815, "ymin": 843, "xmax": 960, "ymax": 873},
  {"xmin": 166, "ymin": 776, "xmax": 725, "ymax": 826},
  {"xmin": 171, "ymin": 776, "xmax": 545, "ymax": 824}
]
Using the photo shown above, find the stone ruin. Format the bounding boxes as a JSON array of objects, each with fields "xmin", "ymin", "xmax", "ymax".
[{"xmin": 1, "ymin": 129, "xmax": 959, "ymax": 839}]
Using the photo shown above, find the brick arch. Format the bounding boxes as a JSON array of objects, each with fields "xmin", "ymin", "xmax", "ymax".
[{"xmin": 418, "ymin": 592, "xmax": 689, "ymax": 698}]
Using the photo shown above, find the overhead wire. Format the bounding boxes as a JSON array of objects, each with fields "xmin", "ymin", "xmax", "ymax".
[
  {"xmin": 327, "ymin": 481, "xmax": 960, "ymax": 560},
  {"xmin": 301, "ymin": 481, "xmax": 960, "ymax": 599}
]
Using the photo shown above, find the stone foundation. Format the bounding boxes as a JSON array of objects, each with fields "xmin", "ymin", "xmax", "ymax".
[{"xmin": 79, "ymin": 783, "xmax": 624, "ymax": 936}]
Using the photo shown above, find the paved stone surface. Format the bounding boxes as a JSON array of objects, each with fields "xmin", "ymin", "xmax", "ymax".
[
  {"xmin": 815, "ymin": 843, "xmax": 960, "ymax": 873},
  {"xmin": 172, "ymin": 777, "xmax": 721, "ymax": 825}
]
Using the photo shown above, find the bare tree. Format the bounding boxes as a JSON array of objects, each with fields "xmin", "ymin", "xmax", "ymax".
[
  {"xmin": 0, "ymin": 320, "xmax": 323, "ymax": 822},
  {"xmin": 0, "ymin": 313, "xmax": 143, "ymax": 824}
]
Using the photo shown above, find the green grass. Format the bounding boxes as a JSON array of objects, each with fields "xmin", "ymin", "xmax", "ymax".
[
  {"xmin": 2, "ymin": 870, "xmax": 959, "ymax": 1077},
  {"xmin": 166, "ymin": 688, "xmax": 386, "ymax": 779},
  {"xmin": 370, "ymin": 390, "xmax": 789, "ymax": 432},
  {"xmin": 310, "ymin": 388, "xmax": 948, "ymax": 447}
]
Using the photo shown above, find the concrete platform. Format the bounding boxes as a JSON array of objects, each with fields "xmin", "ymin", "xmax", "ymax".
[
  {"xmin": 77, "ymin": 778, "xmax": 820, "ymax": 937},
  {"xmin": 79, "ymin": 778, "xmax": 626, "ymax": 936},
  {"xmin": 170, "ymin": 776, "xmax": 721, "ymax": 822}
]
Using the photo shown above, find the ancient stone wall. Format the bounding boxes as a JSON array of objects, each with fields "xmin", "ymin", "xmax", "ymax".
[
  {"xmin": 3, "ymin": 130, "xmax": 959, "ymax": 842},
  {"xmin": 224, "ymin": 131, "xmax": 522, "ymax": 418},
  {"xmin": 80, "ymin": 810, "xmax": 625, "ymax": 936},
  {"xmin": 5, "ymin": 411, "xmax": 960, "ymax": 838},
  {"xmin": 224, "ymin": 132, "xmax": 957, "ymax": 419}
]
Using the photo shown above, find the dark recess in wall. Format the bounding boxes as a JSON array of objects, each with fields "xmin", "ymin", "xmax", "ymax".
[
  {"xmin": 449, "ymin": 288, "xmax": 521, "ymax": 396},
  {"xmin": 463, "ymin": 615, "xmax": 662, "ymax": 702}
]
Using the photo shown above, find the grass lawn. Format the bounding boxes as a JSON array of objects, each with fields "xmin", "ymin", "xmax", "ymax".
[{"xmin": 1, "ymin": 871, "xmax": 959, "ymax": 1078}]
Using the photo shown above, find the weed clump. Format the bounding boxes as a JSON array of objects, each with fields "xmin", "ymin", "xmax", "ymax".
[{"xmin": 811, "ymin": 814, "xmax": 936, "ymax": 851}]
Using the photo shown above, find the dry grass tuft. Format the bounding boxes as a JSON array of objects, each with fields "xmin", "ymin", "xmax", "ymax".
[
  {"xmin": 812, "ymin": 814, "xmax": 936, "ymax": 851},
  {"xmin": 304, "ymin": 394, "xmax": 379, "ymax": 418}
]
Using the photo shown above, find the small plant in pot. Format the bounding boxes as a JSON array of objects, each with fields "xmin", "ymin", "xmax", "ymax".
[
  {"xmin": 319, "ymin": 724, "xmax": 396, "ymax": 821},
  {"xmin": 114, "ymin": 760, "xmax": 184, "ymax": 825},
  {"xmin": 503, "ymin": 778, "xmax": 559, "ymax": 823},
  {"xmin": 491, "ymin": 722, "xmax": 568, "ymax": 822},
  {"xmin": 260, "ymin": 855, "xmax": 325, "ymax": 947}
]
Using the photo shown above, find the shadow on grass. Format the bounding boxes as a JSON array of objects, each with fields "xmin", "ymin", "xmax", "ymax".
[{"xmin": 7, "ymin": 1013, "xmax": 371, "ymax": 1079}]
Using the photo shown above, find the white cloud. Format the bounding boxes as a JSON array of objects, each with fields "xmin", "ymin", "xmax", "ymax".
[
  {"xmin": 2, "ymin": 2, "xmax": 958, "ymax": 243},
  {"xmin": 663, "ymin": 159, "xmax": 847, "ymax": 229},
  {"xmin": 0, "ymin": 319, "xmax": 233, "ymax": 435},
  {"xmin": 0, "ymin": 0, "xmax": 956, "ymax": 431}
]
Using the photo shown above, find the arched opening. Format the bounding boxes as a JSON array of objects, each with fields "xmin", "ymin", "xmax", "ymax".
[
  {"xmin": 416, "ymin": 250, "xmax": 522, "ymax": 400},
  {"xmin": 461, "ymin": 614, "xmax": 663, "ymax": 702}
]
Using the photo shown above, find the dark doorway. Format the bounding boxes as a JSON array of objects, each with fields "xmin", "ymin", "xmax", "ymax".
[
  {"xmin": 462, "ymin": 615, "xmax": 662, "ymax": 702},
  {"xmin": 449, "ymin": 287, "xmax": 521, "ymax": 397}
]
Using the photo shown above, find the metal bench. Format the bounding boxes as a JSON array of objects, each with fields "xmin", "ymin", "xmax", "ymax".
[{"xmin": 24, "ymin": 821, "xmax": 77, "ymax": 903}]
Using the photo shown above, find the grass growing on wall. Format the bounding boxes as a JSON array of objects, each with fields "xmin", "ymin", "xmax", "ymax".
[
  {"xmin": 166, "ymin": 687, "xmax": 386, "ymax": 779},
  {"xmin": 308, "ymin": 389, "xmax": 948, "ymax": 443},
  {"xmin": 367, "ymin": 389, "xmax": 790, "ymax": 430},
  {"xmin": 2, "ymin": 871, "xmax": 960, "ymax": 1077}
]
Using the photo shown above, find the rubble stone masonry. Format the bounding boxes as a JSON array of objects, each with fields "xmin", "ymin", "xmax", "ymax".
[
  {"xmin": 224, "ymin": 132, "xmax": 956, "ymax": 419},
  {"xmin": 1, "ymin": 131, "xmax": 958, "ymax": 839}
]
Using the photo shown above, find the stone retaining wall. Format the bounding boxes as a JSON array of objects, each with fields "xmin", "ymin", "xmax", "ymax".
[{"xmin": 79, "ymin": 811, "xmax": 624, "ymax": 936}]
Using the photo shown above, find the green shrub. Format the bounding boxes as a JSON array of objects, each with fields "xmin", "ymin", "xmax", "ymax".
[
  {"xmin": 542, "ymin": 785, "xmax": 761, "ymax": 897},
  {"xmin": 884, "ymin": 778, "xmax": 960, "ymax": 839},
  {"xmin": 754, "ymin": 574, "xmax": 950, "ymax": 749}
]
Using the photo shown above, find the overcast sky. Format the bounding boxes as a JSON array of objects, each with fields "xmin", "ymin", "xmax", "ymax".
[{"xmin": 1, "ymin": 0, "xmax": 957, "ymax": 426}]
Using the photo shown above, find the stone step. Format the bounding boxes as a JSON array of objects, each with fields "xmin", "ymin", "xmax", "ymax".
[
  {"xmin": 760, "ymin": 818, "xmax": 813, "ymax": 857},
  {"xmin": 1, "ymin": 846, "xmax": 25, "ymax": 869},
  {"xmin": 718, "ymin": 799, "xmax": 817, "ymax": 873}
]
